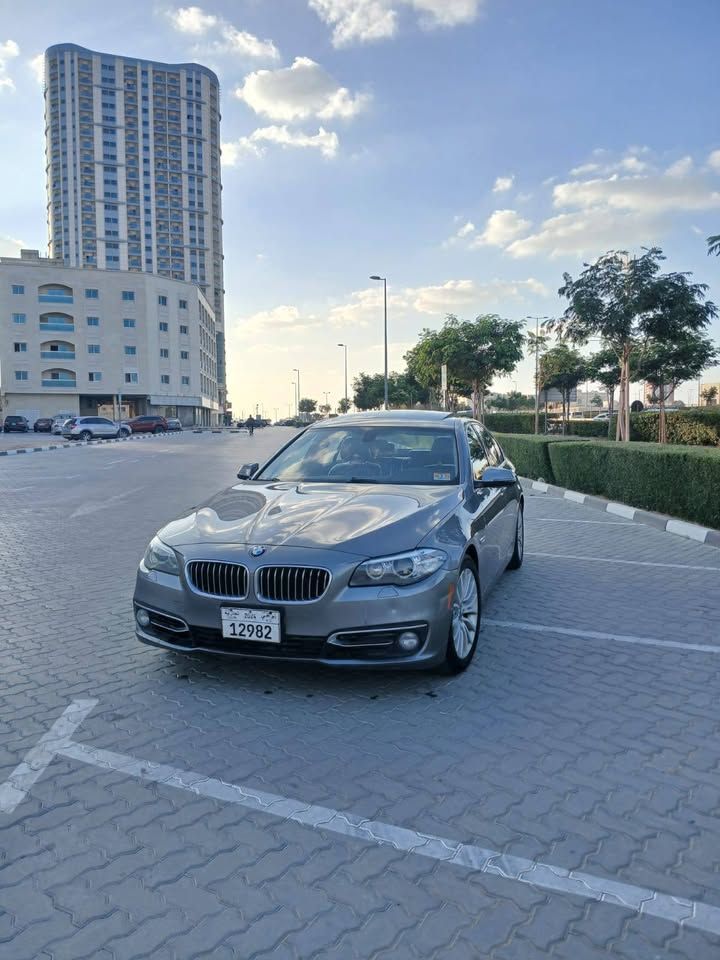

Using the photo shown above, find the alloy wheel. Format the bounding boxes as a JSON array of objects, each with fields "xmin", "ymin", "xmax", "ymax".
[{"xmin": 452, "ymin": 568, "xmax": 479, "ymax": 658}]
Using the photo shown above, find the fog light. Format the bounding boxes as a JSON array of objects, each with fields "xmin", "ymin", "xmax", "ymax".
[
  {"xmin": 398, "ymin": 631, "xmax": 420, "ymax": 653},
  {"xmin": 136, "ymin": 608, "xmax": 151, "ymax": 628}
]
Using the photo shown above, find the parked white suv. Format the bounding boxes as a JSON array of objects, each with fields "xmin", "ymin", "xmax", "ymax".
[{"xmin": 62, "ymin": 416, "xmax": 130, "ymax": 441}]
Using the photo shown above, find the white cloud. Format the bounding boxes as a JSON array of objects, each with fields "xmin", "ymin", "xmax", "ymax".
[
  {"xmin": 309, "ymin": 0, "xmax": 484, "ymax": 47},
  {"xmin": 506, "ymin": 208, "xmax": 659, "ymax": 260},
  {"xmin": 0, "ymin": 39, "xmax": 20, "ymax": 92},
  {"xmin": 492, "ymin": 175, "xmax": 514, "ymax": 193},
  {"xmin": 570, "ymin": 162, "xmax": 601, "ymax": 177},
  {"xmin": 242, "ymin": 304, "xmax": 322, "ymax": 333},
  {"xmin": 28, "ymin": 53, "xmax": 44, "ymax": 85},
  {"xmin": 0, "ymin": 235, "xmax": 25, "ymax": 257},
  {"xmin": 620, "ymin": 155, "xmax": 647, "ymax": 173},
  {"xmin": 473, "ymin": 209, "xmax": 532, "ymax": 247},
  {"xmin": 456, "ymin": 220, "xmax": 475, "ymax": 238},
  {"xmin": 665, "ymin": 156, "xmax": 693, "ymax": 178},
  {"xmin": 409, "ymin": 278, "xmax": 548, "ymax": 313},
  {"xmin": 707, "ymin": 149, "xmax": 720, "ymax": 173},
  {"xmin": 222, "ymin": 125, "xmax": 339, "ymax": 162},
  {"xmin": 552, "ymin": 172, "xmax": 720, "ymax": 214},
  {"xmin": 167, "ymin": 6, "xmax": 279, "ymax": 60},
  {"xmin": 236, "ymin": 57, "xmax": 369, "ymax": 122}
]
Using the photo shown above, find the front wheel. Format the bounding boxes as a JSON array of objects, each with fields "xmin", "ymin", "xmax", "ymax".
[
  {"xmin": 445, "ymin": 557, "xmax": 481, "ymax": 673},
  {"xmin": 153, "ymin": 426, "xmax": 165, "ymax": 435},
  {"xmin": 79, "ymin": 430, "xmax": 92, "ymax": 441},
  {"xmin": 507, "ymin": 505, "xmax": 524, "ymax": 570}
]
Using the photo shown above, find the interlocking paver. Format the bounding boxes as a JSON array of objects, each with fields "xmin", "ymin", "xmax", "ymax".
[{"xmin": 1, "ymin": 433, "xmax": 720, "ymax": 958}]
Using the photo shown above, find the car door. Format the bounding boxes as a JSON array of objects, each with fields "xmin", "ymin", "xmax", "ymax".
[
  {"xmin": 95, "ymin": 417, "xmax": 115, "ymax": 437},
  {"xmin": 481, "ymin": 426, "xmax": 520, "ymax": 568},
  {"xmin": 464, "ymin": 422, "xmax": 506, "ymax": 590}
]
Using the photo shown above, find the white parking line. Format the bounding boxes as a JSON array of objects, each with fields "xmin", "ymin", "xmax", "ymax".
[
  {"xmin": 485, "ymin": 619, "xmax": 720, "ymax": 654},
  {"xmin": 526, "ymin": 551, "xmax": 720, "ymax": 572},
  {"xmin": 4, "ymin": 700, "xmax": 720, "ymax": 936},
  {"xmin": 4, "ymin": 700, "xmax": 708, "ymax": 934},
  {"xmin": 0, "ymin": 700, "xmax": 98, "ymax": 814},
  {"xmin": 527, "ymin": 519, "xmax": 635, "ymax": 525}
]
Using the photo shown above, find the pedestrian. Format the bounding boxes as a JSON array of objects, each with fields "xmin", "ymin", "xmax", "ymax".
[{"xmin": 245, "ymin": 415, "xmax": 255, "ymax": 436}]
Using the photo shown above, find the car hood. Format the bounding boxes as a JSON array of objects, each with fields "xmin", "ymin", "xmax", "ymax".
[{"xmin": 158, "ymin": 481, "xmax": 461, "ymax": 557}]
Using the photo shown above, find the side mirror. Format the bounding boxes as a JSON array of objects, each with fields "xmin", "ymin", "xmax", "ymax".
[
  {"xmin": 237, "ymin": 462, "xmax": 259, "ymax": 480},
  {"xmin": 476, "ymin": 466, "xmax": 517, "ymax": 488}
]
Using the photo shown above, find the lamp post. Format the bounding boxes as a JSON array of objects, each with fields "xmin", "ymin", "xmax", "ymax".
[
  {"xmin": 337, "ymin": 343, "xmax": 348, "ymax": 410},
  {"xmin": 291, "ymin": 381, "xmax": 296, "ymax": 418},
  {"xmin": 526, "ymin": 316, "xmax": 549, "ymax": 435},
  {"xmin": 369, "ymin": 276, "xmax": 388, "ymax": 409},
  {"xmin": 293, "ymin": 368, "xmax": 300, "ymax": 418}
]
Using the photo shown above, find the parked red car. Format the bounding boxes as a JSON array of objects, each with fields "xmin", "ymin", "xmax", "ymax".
[{"xmin": 126, "ymin": 415, "xmax": 168, "ymax": 434}]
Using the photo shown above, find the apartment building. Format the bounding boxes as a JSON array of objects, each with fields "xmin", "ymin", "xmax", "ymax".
[
  {"xmin": 0, "ymin": 251, "xmax": 219, "ymax": 425},
  {"xmin": 43, "ymin": 43, "xmax": 227, "ymax": 411}
]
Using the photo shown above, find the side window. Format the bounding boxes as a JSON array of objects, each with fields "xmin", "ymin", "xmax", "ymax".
[
  {"xmin": 481, "ymin": 428, "xmax": 503, "ymax": 467},
  {"xmin": 465, "ymin": 424, "xmax": 489, "ymax": 481}
]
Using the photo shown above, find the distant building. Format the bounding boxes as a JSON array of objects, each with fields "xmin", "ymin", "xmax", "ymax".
[
  {"xmin": 0, "ymin": 250, "xmax": 219, "ymax": 425},
  {"xmin": 43, "ymin": 43, "xmax": 227, "ymax": 411}
]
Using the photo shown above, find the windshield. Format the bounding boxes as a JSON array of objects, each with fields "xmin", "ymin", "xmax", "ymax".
[{"xmin": 256, "ymin": 425, "xmax": 459, "ymax": 485}]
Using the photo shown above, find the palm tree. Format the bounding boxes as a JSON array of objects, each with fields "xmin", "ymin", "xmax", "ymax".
[{"xmin": 708, "ymin": 235, "xmax": 720, "ymax": 256}]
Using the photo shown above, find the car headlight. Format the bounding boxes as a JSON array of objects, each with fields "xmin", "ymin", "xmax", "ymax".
[
  {"xmin": 143, "ymin": 536, "xmax": 179, "ymax": 575},
  {"xmin": 350, "ymin": 549, "xmax": 447, "ymax": 587}
]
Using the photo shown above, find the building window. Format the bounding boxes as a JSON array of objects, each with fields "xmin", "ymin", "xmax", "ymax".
[
  {"xmin": 158, "ymin": 295, "xmax": 167, "ymax": 306},
  {"xmin": 12, "ymin": 313, "xmax": 26, "ymax": 324},
  {"xmin": 159, "ymin": 321, "xmax": 168, "ymax": 332},
  {"xmin": 11, "ymin": 284, "xmax": 25, "ymax": 295},
  {"xmin": 125, "ymin": 372, "xmax": 139, "ymax": 384},
  {"xmin": 87, "ymin": 316, "xmax": 100, "ymax": 326},
  {"xmin": 121, "ymin": 290, "xmax": 135, "ymax": 301},
  {"xmin": 180, "ymin": 350, "xmax": 189, "ymax": 360},
  {"xmin": 123, "ymin": 318, "xmax": 136, "ymax": 328},
  {"xmin": 179, "ymin": 299, "xmax": 187, "ymax": 309},
  {"xmin": 14, "ymin": 370, "xmax": 29, "ymax": 381},
  {"xmin": 181, "ymin": 375, "xmax": 190, "ymax": 386},
  {"xmin": 179, "ymin": 324, "xmax": 188, "ymax": 335},
  {"xmin": 89, "ymin": 372, "xmax": 102, "ymax": 382},
  {"xmin": 124, "ymin": 346, "xmax": 137, "ymax": 356},
  {"xmin": 161, "ymin": 374, "xmax": 170, "ymax": 384},
  {"xmin": 88, "ymin": 344, "xmax": 101, "ymax": 354},
  {"xmin": 160, "ymin": 348, "xmax": 169, "ymax": 358},
  {"xmin": 14, "ymin": 342, "xmax": 27, "ymax": 353}
]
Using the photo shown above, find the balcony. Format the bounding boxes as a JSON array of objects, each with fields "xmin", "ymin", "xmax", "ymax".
[
  {"xmin": 42, "ymin": 368, "xmax": 76, "ymax": 389},
  {"xmin": 41, "ymin": 350, "xmax": 75, "ymax": 361},
  {"xmin": 40, "ymin": 312, "xmax": 74, "ymax": 333}
]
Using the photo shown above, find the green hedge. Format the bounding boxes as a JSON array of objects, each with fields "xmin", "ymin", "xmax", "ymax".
[
  {"xmin": 547, "ymin": 440, "xmax": 720, "ymax": 528},
  {"xmin": 609, "ymin": 409, "xmax": 720, "ymax": 445},
  {"xmin": 566, "ymin": 420, "xmax": 612, "ymax": 438},
  {"xmin": 484, "ymin": 412, "xmax": 547, "ymax": 434},
  {"xmin": 495, "ymin": 433, "xmax": 581, "ymax": 482}
]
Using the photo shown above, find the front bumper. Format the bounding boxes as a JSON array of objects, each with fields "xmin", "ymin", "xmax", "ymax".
[{"xmin": 133, "ymin": 547, "xmax": 456, "ymax": 669}]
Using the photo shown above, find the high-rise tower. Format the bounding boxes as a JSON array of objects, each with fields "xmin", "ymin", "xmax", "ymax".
[{"xmin": 44, "ymin": 43, "xmax": 226, "ymax": 407}]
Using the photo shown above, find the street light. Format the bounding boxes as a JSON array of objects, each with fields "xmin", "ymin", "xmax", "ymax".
[
  {"xmin": 337, "ymin": 343, "xmax": 348, "ymax": 411},
  {"xmin": 293, "ymin": 368, "xmax": 300, "ymax": 418},
  {"xmin": 291, "ymin": 381, "xmax": 296, "ymax": 418},
  {"xmin": 370, "ymin": 275, "xmax": 388, "ymax": 409},
  {"xmin": 526, "ymin": 316, "xmax": 549, "ymax": 435}
]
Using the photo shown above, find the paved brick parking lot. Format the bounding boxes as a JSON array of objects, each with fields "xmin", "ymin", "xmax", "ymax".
[{"xmin": 1, "ymin": 429, "xmax": 719, "ymax": 959}]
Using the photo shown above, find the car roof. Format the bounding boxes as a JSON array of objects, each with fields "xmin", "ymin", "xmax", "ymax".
[{"xmin": 310, "ymin": 410, "xmax": 457, "ymax": 429}]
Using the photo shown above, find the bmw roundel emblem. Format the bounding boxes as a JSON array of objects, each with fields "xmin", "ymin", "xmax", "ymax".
[{"xmin": 250, "ymin": 546, "xmax": 266, "ymax": 558}]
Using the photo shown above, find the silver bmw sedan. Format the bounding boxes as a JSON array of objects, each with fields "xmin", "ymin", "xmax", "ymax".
[{"xmin": 134, "ymin": 411, "xmax": 524, "ymax": 672}]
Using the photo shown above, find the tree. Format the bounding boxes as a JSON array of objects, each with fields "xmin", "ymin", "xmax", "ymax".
[
  {"xmin": 353, "ymin": 371, "xmax": 430, "ymax": 410},
  {"xmin": 555, "ymin": 248, "xmax": 717, "ymax": 441},
  {"xmin": 585, "ymin": 347, "xmax": 623, "ymax": 420},
  {"xmin": 701, "ymin": 385, "xmax": 718, "ymax": 406},
  {"xmin": 635, "ymin": 335, "xmax": 718, "ymax": 441},
  {"xmin": 298, "ymin": 397, "xmax": 317, "ymax": 415},
  {"xmin": 337, "ymin": 397, "xmax": 351, "ymax": 414},
  {"xmin": 590, "ymin": 393, "xmax": 603, "ymax": 407},
  {"xmin": 539, "ymin": 344, "xmax": 586, "ymax": 433},
  {"xmin": 490, "ymin": 391, "xmax": 534, "ymax": 410},
  {"xmin": 319, "ymin": 403, "xmax": 331, "ymax": 415},
  {"xmin": 708, "ymin": 235, "xmax": 720, "ymax": 257},
  {"xmin": 405, "ymin": 314, "xmax": 524, "ymax": 421}
]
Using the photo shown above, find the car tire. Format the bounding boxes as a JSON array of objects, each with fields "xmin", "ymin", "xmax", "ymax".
[
  {"xmin": 79, "ymin": 430, "xmax": 93, "ymax": 441},
  {"xmin": 507, "ymin": 505, "xmax": 524, "ymax": 570},
  {"xmin": 153, "ymin": 426, "xmax": 165, "ymax": 434},
  {"xmin": 444, "ymin": 556, "xmax": 481, "ymax": 674}
]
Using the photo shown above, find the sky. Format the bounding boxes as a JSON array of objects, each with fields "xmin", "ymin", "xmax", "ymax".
[{"xmin": 1, "ymin": 0, "xmax": 719, "ymax": 416}]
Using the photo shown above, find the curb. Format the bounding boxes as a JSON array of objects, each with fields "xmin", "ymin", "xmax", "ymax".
[
  {"xmin": 522, "ymin": 477, "xmax": 720, "ymax": 548},
  {"xmin": 0, "ymin": 432, "xmax": 181, "ymax": 458}
]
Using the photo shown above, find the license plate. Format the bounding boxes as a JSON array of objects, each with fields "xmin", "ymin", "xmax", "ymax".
[{"xmin": 221, "ymin": 607, "xmax": 281, "ymax": 643}]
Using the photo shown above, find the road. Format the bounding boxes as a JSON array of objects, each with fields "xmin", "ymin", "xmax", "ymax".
[{"xmin": 1, "ymin": 429, "xmax": 719, "ymax": 959}]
